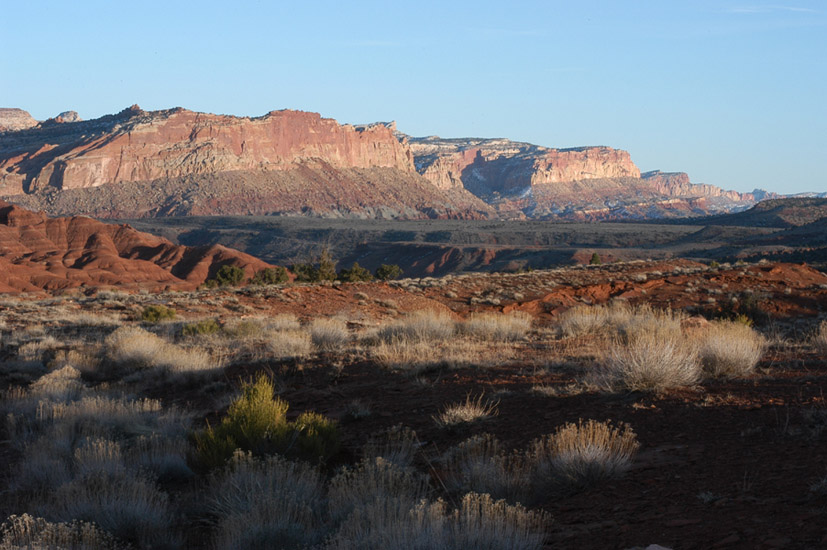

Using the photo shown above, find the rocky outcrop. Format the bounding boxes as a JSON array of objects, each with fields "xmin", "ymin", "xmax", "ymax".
[
  {"xmin": 0, "ymin": 200, "xmax": 273, "ymax": 293},
  {"xmin": 406, "ymin": 136, "xmax": 759, "ymax": 220},
  {"xmin": 0, "ymin": 106, "xmax": 492, "ymax": 219},
  {"xmin": 0, "ymin": 108, "xmax": 37, "ymax": 132}
]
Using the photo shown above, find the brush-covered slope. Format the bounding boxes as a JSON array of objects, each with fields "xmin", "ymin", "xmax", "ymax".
[{"xmin": 0, "ymin": 200, "xmax": 272, "ymax": 293}]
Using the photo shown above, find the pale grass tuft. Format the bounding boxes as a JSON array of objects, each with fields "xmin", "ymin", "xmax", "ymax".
[
  {"xmin": 326, "ymin": 492, "xmax": 547, "ymax": 550},
  {"xmin": 310, "ymin": 318, "xmax": 350, "ymax": 352},
  {"xmin": 602, "ymin": 330, "xmax": 700, "ymax": 392},
  {"xmin": 43, "ymin": 471, "xmax": 174, "ymax": 548},
  {"xmin": 106, "ymin": 326, "xmax": 218, "ymax": 378},
  {"xmin": 529, "ymin": 419, "xmax": 639, "ymax": 491},
  {"xmin": 440, "ymin": 434, "xmax": 523, "ymax": 501},
  {"xmin": 208, "ymin": 451, "xmax": 325, "ymax": 550},
  {"xmin": 814, "ymin": 320, "xmax": 827, "ymax": 352},
  {"xmin": 434, "ymin": 394, "xmax": 499, "ymax": 427},
  {"xmin": 29, "ymin": 365, "xmax": 84, "ymax": 401},
  {"xmin": 362, "ymin": 425, "xmax": 420, "ymax": 467},
  {"xmin": 73, "ymin": 437, "xmax": 125, "ymax": 478},
  {"xmin": 266, "ymin": 329, "xmax": 313, "ymax": 358},
  {"xmin": 266, "ymin": 313, "xmax": 302, "ymax": 332},
  {"xmin": 377, "ymin": 310, "xmax": 456, "ymax": 344},
  {"xmin": 0, "ymin": 514, "xmax": 118, "ymax": 550},
  {"xmin": 695, "ymin": 321, "xmax": 766, "ymax": 379},
  {"xmin": 461, "ymin": 312, "xmax": 532, "ymax": 342},
  {"xmin": 558, "ymin": 302, "xmax": 684, "ymax": 340},
  {"xmin": 328, "ymin": 457, "xmax": 431, "ymax": 523},
  {"xmin": 373, "ymin": 339, "xmax": 512, "ymax": 374}
]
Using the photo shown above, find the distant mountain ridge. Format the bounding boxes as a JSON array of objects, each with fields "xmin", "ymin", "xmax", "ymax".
[{"xmin": 0, "ymin": 106, "xmax": 810, "ymax": 221}]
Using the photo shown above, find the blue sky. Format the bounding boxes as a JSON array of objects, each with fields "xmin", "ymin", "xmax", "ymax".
[{"xmin": 1, "ymin": 1, "xmax": 825, "ymax": 194}]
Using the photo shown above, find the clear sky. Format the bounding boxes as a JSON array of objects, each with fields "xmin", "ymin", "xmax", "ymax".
[{"xmin": 2, "ymin": 1, "xmax": 825, "ymax": 194}]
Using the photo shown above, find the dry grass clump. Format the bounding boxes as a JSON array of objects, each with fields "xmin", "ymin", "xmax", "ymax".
[
  {"xmin": 528, "ymin": 419, "xmax": 639, "ymax": 492},
  {"xmin": 376, "ymin": 310, "xmax": 456, "ymax": 344},
  {"xmin": 326, "ymin": 492, "xmax": 547, "ymax": 550},
  {"xmin": 434, "ymin": 394, "xmax": 499, "ymax": 427},
  {"xmin": 208, "ymin": 452, "xmax": 326, "ymax": 550},
  {"xmin": 814, "ymin": 320, "xmax": 827, "ymax": 352},
  {"xmin": 328, "ymin": 457, "xmax": 431, "ymax": 523},
  {"xmin": 105, "ymin": 326, "xmax": 218, "ymax": 378},
  {"xmin": 372, "ymin": 331, "xmax": 514, "ymax": 374},
  {"xmin": 601, "ymin": 330, "xmax": 700, "ymax": 392},
  {"xmin": 265, "ymin": 329, "xmax": 313, "ymax": 358},
  {"xmin": 461, "ymin": 312, "xmax": 532, "ymax": 342},
  {"xmin": 28, "ymin": 365, "xmax": 84, "ymax": 402},
  {"xmin": 361, "ymin": 425, "xmax": 419, "ymax": 467},
  {"xmin": 695, "ymin": 320, "xmax": 766, "ymax": 379},
  {"xmin": 558, "ymin": 302, "xmax": 683, "ymax": 341},
  {"xmin": 266, "ymin": 313, "xmax": 302, "ymax": 332},
  {"xmin": 42, "ymin": 471, "xmax": 175, "ymax": 548},
  {"xmin": 442, "ymin": 420, "xmax": 639, "ymax": 503},
  {"xmin": 310, "ymin": 318, "xmax": 350, "ymax": 352},
  {"xmin": 0, "ymin": 514, "xmax": 118, "ymax": 550}
]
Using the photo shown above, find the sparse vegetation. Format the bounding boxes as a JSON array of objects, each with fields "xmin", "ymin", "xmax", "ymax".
[
  {"xmin": 695, "ymin": 320, "xmax": 766, "ymax": 379},
  {"xmin": 461, "ymin": 312, "xmax": 532, "ymax": 341},
  {"xmin": 249, "ymin": 266, "xmax": 289, "ymax": 286},
  {"xmin": 338, "ymin": 262, "xmax": 373, "ymax": 282},
  {"xmin": 435, "ymin": 393, "xmax": 499, "ymax": 427},
  {"xmin": 141, "ymin": 304, "xmax": 176, "ymax": 323},
  {"xmin": 310, "ymin": 317, "xmax": 350, "ymax": 351},
  {"xmin": 602, "ymin": 329, "xmax": 700, "ymax": 392},
  {"xmin": 182, "ymin": 318, "xmax": 220, "ymax": 337},
  {"xmin": 375, "ymin": 263, "xmax": 403, "ymax": 281}
]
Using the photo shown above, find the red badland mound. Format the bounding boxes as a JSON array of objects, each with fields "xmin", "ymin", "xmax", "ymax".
[{"xmin": 0, "ymin": 200, "xmax": 272, "ymax": 293}]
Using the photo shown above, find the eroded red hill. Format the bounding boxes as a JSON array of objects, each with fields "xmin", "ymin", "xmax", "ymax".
[{"xmin": 0, "ymin": 201, "xmax": 272, "ymax": 293}]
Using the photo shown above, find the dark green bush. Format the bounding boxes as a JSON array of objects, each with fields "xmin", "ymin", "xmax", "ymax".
[
  {"xmin": 192, "ymin": 375, "xmax": 340, "ymax": 470},
  {"xmin": 293, "ymin": 250, "xmax": 337, "ymax": 283},
  {"xmin": 213, "ymin": 265, "xmax": 246, "ymax": 287},
  {"xmin": 374, "ymin": 263, "xmax": 403, "ymax": 281},
  {"xmin": 182, "ymin": 318, "xmax": 220, "ymax": 336},
  {"xmin": 338, "ymin": 262, "xmax": 373, "ymax": 282},
  {"xmin": 141, "ymin": 305, "xmax": 176, "ymax": 323},
  {"xmin": 589, "ymin": 253, "xmax": 602, "ymax": 265},
  {"xmin": 250, "ymin": 266, "xmax": 289, "ymax": 286}
]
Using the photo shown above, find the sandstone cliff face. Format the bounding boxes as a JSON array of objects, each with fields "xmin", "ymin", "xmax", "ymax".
[
  {"xmin": 0, "ymin": 106, "xmax": 414, "ymax": 193},
  {"xmin": 0, "ymin": 200, "xmax": 272, "ymax": 293},
  {"xmin": 0, "ymin": 108, "xmax": 38, "ymax": 132},
  {"xmin": 407, "ymin": 136, "xmax": 758, "ymax": 220},
  {"xmin": 0, "ymin": 106, "xmax": 492, "ymax": 219}
]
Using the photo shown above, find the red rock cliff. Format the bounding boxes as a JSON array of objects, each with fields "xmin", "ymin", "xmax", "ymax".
[{"xmin": 0, "ymin": 106, "xmax": 415, "ymax": 194}]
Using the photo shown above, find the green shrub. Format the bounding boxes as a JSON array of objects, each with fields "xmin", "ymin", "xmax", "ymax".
[
  {"xmin": 192, "ymin": 375, "xmax": 339, "ymax": 470},
  {"xmin": 141, "ymin": 305, "xmax": 176, "ymax": 323},
  {"xmin": 293, "ymin": 250, "xmax": 337, "ymax": 283},
  {"xmin": 213, "ymin": 265, "xmax": 246, "ymax": 287},
  {"xmin": 589, "ymin": 253, "xmax": 601, "ymax": 265},
  {"xmin": 250, "ymin": 267, "xmax": 289, "ymax": 286},
  {"xmin": 375, "ymin": 264, "xmax": 403, "ymax": 281},
  {"xmin": 338, "ymin": 262, "xmax": 373, "ymax": 282},
  {"xmin": 182, "ymin": 318, "xmax": 221, "ymax": 337}
]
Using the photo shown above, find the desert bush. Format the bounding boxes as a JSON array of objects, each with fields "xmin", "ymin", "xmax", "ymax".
[
  {"xmin": 461, "ymin": 312, "xmax": 532, "ymax": 342},
  {"xmin": 182, "ymin": 318, "xmax": 220, "ymax": 337},
  {"xmin": 815, "ymin": 320, "xmax": 827, "ymax": 352},
  {"xmin": 73, "ymin": 437, "xmax": 126, "ymax": 478},
  {"xmin": 310, "ymin": 318, "xmax": 349, "ymax": 352},
  {"xmin": 338, "ymin": 262, "xmax": 373, "ymax": 282},
  {"xmin": 557, "ymin": 302, "xmax": 683, "ymax": 341},
  {"xmin": 440, "ymin": 434, "xmax": 522, "ymax": 502},
  {"xmin": 376, "ymin": 310, "xmax": 455, "ymax": 344},
  {"xmin": 602, "ymin": 330, "xmax": 700, "ymax": 392},
  {"xmin": 105, "ymin": 326, "xmax": 217, "ymax": 378},
  {"xmin": 42, "ymin": 471, "xmax": 175, "ymax": 548},
  {"xmin": 141, "ymin": 304, "xmax": 176, "ymax": 323},
  {"xmin": 192, "ymin": 375, "xmax": 339, "ymax": 469},
  {"xmin": 266, "ymin": 329, "xmax": 313, "ymax": 359},
  {"xmin": 128, "ymin": 435, "xmax": 193, "ymax": 483},
  {"xmin": 250, "ymin": 266, "xmax": 289, "ymax": 286},
  {"xmin": 326, "ymin": 492, "xmax": 547, "ymax": 550},
  {"xmin": 361, "ymin": 425, "xmax": 419, "ymax": 467},
  {"xmin": 267, "ymin": 313, "xmax": 302, "ymax": 332},
  {"xmin": 434, "ymin": 394, "xmax": 499, "ymax": 427},
  {"xmin": 695, "ymin": 320, "xmax": 766, "ymax": 379},
  {"xmin": 375, "ymin": 264, "xmax": 403, "ymax": 281},
  {"xmin": 213, "ymin": 265, "xmax": 246, "ymax": 287},
  {"xmin": 328, "ymin": 457, "xmax": 431, "ymax": 524},
  {"xmin": 49, "ymin": 348, "xmax": 101, "ymax": 376},
  {"xmin": 222, "ymin": 318, "xmax": 265, "ymax": 339},
  {"xmin": 0, "ymin": 514, "xmax": 117, "ymax": 550},
  {"xmin": 29, "ymin": 365, "xmax": 84, "ymax": 402},
  {"xmin": 293, "ymin": 250, "xmax": 337, "ymax": 283},
  {"xmin": 528, "ymin": 419, "xmax": 639, "ymax": 493},
  {"xmin": 208, "ymin": 452, "xmax": 325, "ymax": 550}
]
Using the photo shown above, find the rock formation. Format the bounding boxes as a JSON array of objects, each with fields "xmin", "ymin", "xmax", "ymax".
[
  {"xmin": 0, "ymin": 108, "xmax": 38, "ymax": 132},
  {"xmin": 0, "ymin": 106, "xmax": 492, "ymax": 219},
  {"xmin": 406, "ymin": 136, "xmax": 760, "ymax": 220},
  {"xmin": 0, "ymin": 200, "xmax": 273, "ymax": 293}
]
